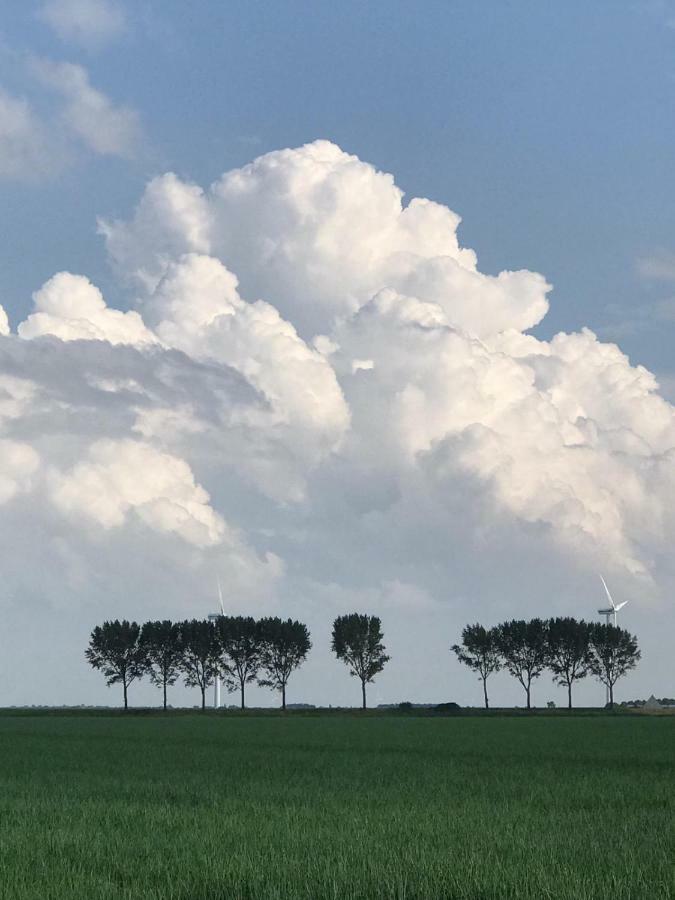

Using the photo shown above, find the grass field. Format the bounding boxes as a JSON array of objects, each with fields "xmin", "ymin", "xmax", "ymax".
[{"xmin": 0, "ymin": 714, "xmax": 672, "ymax": 899}]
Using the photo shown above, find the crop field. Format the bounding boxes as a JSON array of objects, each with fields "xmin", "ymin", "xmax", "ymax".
[{"xmin": 0, "ymin": 713, "xmax": 672, "ymax": 899}]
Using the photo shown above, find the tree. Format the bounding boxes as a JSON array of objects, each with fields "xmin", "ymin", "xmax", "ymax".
[
  {"xmin": 258, "ymin": 617, "xmax": 311, "ymax": 710},
  {"xmin": 331, "ymin": 613, "xmax": 390, "ymax": 709},
  {"xmin": 217, "ymin": 616, "xmax": 262, "ymax": 710},
  {"xmin": 139, "ymin": 620, "xmax": 182, "ymax": 710},
  {"xmin": 588, "ymin": 624, "xmax": 641, "ymax": 709},
  {"xmin": 451, "ymin": 624, "xmax": 501, "ymax": 709},
  {"xmin": 85, "ymin": 620, "xmax": 145, "ymax": 710},
  {"xmin": 177, "ymin": 619, "xmax": 219, "ymax": 710},
  {"xmin": 546, "ymin": 617, "xmax": 592, "ymax": 710},
  {"xmin": 497, "ymin": 618, "xmax": 548, "ymax": 709}
]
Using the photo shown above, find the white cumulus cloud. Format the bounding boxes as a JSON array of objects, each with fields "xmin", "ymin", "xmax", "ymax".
[
  {"xmin": 101, "ymin": 141, "xmax": 549, "ymax": 337},
  {"xmin": 49, "ymin": 438, "xmax": 226, "ymax": 547},
  {"xmin": 19, "ymin": 272, "xmax": 157, "ymax": 345},
  {"xmin": 144, "ymin": 253, "xmax": 350, "ymax": 452}
]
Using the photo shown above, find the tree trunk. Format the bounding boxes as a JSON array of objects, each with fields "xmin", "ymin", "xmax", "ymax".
[
  {"xmin": 483, "ymin": 677, "xmax": 489, "ymax": 710},
  {"xmin": 201, "ymin": 685, "xmax": 206, "ymax": 710},
  {"xmin": 608, "ymin": 681, "xmax": 614, "ymax": 710},
  {"xmin": 362, "ymin": 679, "xmax": 367, "ymax": 710},
  {"xmin": 526, "ymin": 682, "xmax": 531, "ymax": 710},
  {"xmin": 567, "ymin": 682, "xmax": 572, "ymax": 710},
  {"xmin": 240, "ymin": 681, "xmax": 245, "ymax": 710},
  {"xmin": 282, "ymin": 683, "xmax": 286, "ymax": 711},
  {"xmin": 123, "ymin": 679, "xmax": 128, "ymax": 711},
  {"xmin": 163, "ymin": 680, "xmax": 167, "ymax": 711}
]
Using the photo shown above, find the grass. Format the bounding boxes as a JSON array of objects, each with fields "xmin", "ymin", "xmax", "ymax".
[{"xmin": 0, "ymin": 714, "xmax": 672, "ymax": 899}]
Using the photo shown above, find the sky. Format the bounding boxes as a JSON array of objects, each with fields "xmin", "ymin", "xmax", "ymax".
[{"xmin": 0, "ymin": 0, "xmax": 674, "ymax": 710}]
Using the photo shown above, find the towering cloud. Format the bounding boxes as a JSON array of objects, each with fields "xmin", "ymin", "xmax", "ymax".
[
  {"xmin": 0, "ymin": 141, "xmax": 673, "ymax": 704},
  {"xmin": 101, "ymin": 141, "xmax": 549, "ymax": 337}
]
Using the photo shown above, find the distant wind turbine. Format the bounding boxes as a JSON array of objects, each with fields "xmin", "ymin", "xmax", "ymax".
[
  {"xmin": 597, "ymin": 574, "xmax": 628, "ymax": 627},
  {"xmin": 207, "ymin": 577, "xmax": 225, "ymax": 709}
]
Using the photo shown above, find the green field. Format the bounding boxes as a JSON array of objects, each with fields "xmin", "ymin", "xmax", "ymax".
[{"xmin": 0, "ymin": 714, "xmax": 672, "ymax": 899}]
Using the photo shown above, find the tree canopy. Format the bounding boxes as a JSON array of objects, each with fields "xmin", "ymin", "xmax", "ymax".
[
  {"xmin": 331, "ymin": 613, "xmax": 390, "ymax": 709},
  {"xmin": 588, "ymin": 624, "xmax": 641, "ymax": 709},
  {"xmin": 258, "ymin": 617, "xmax": 312, "ymax": 710},
  {"xmin": 139, "ymin": 620, "xmax": 182, "ymax": 710},
  {"xmin": 497, "ymin": 618, "xmax": 548, "ymax": 709},
  {"xmin": 217, "ymin": 616, "xmax": 262, "ymax": 710},
  {"xmin": 546, "ymin": 617, "xmax": 592, "ymax": 709},
  {"xmin": 451, "ymin": 624, "xmax": 501, "ymax": 709},
  {"xmin": 85, "ymin": 620, "xmax": 145, "ymax": 710},
  {"xmin": 177, "ymin": 619, "xmax": 220, "ymax": 710}
]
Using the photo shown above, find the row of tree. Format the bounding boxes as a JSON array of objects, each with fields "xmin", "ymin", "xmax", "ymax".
[
  {"xmin": 452, "ymin": 618, "xmax": 641, "ymax": 709},
  {"xmin": 86, "ymin": 613, "xmax": 640, "ymax": 711},
  {"xmin": 86, "ymin": 613, "xmax": 389, "ymax": 710}
]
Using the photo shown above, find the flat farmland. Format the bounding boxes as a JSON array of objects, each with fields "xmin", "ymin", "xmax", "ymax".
[{"xmin": 0, "ymin": 714, "xmax": 672, "ymax": 899}]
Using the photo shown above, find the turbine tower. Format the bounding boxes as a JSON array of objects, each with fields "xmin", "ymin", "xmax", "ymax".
[{"xmin": 207, "ymin": 577, "xmax": 225, "ymax": 709}]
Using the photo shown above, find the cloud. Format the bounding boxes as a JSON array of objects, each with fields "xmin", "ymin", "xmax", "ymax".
[
  {"xmin": 0, "ymin": 304, "xmax": 9, "ymax": 336},
  {"xmin": 37, "ymin": 0, "xmax": 126, "ymax": 48},
  {"xmin": 0, "ymin": 439, "xmax": 40, "ymax": 504},
  {"xmin": 143, "ymin": 253, "xmax": 350, "ymax": 461},
  {"xmin": 1, "ymin": 140, "xmax": 674, "ymax": 706},
  {"xmin": 600, "ymin": 296, "xmax": 675, "ymax": 339},
  {"xmin": 637, "ymin": 249, "xmax": 675, "ymax": 282},
  {"xmin": 0, "ymin": 55, "xmax": 143, "ymax": 181},
  {"xmin": 49, "ymin": 438, "xmax": 226, "ymax": 546},
  {"xmin": 19, "ymin": 272, "xmax": 157, "ymax": 344},
  {"xmin": 33, "ymin": 60, "xmax": 142, "ymax": 158},
  {"xmin": 95, "ymin": 141, "xmax": 675, "ymax": 590},
  {"xmin": 0, "ymin": 87, "xmax": 65, "ymax": 180},
  {"xmin": 101, "ymin": 141, "xmax": 549, "ymax": 337}
]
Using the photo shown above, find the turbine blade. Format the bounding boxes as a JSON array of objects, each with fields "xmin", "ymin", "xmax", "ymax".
[
  {"xmin": 217, "ymin": 576, "xmax": 225, "ymax": 615},
  {"xmin": 614, "ymin": 601, "xmax": 628, "ymax": 612},
  {"xmin": 599, "ymin": 574, "xmax": 615, "ymax": 609}
]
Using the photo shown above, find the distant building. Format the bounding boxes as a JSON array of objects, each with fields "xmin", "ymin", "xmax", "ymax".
[{"xmin": 645, "ymin": 695, "xmax": 663, "ymax": 709}]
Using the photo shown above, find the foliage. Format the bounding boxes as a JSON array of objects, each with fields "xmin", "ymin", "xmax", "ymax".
[
  {"xmin": 257, "ymin": 617, "xmax": 311, "ymax": 710},
  {"xmin": 138, "ymin": 620, "xmax": 182, "ymax": 710},
  {"xmin": 176, "ymin": 619, "xmax": 219, "ymax": 710},
  {"xmin": 451, "ymin": 623, "xmax": 501, "ymax": 709},
  {"xmin": 588, "ymin": 624, "xmax": 641, "ymax": 709},
  {"xmin": 331, "ymin": 613, "xmax": 390, "ymax": 709},
  {"xmin": 84, "ymin": 620, "xmax": 145, "ymax": 710},
  {"xmin": 497, "ymin": 618, "xmax": 549, "ymax": 709},
  {"xmin": 216, "ymin": 616, "xmax": 262, "ymax": 709},
  {"xmin": 546, "ymin": 617, "xmax": 593, "ymax": 709}
]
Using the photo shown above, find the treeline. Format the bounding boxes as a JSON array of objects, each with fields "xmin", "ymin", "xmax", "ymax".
[
  {"xmin": 86, "ymin": 613, "xmax": 388, "ymax": 710},
  {"xmin": 452, "ymin": 618, "xmax": 640, "ymax": 710},
  {"xmin": 86, "ymin": 613, "xmax": 640, "ymax": 711}
]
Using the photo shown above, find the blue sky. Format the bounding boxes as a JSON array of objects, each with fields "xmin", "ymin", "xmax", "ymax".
[
  {"xmin": 0, "ymin": 1, "xmax": 674, "ymax": 707},
  {"xmin": 2, "ymin": 1, "xmax": 675, "ymax": 376}
]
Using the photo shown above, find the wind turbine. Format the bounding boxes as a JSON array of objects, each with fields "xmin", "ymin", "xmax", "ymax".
[
  {"xmin": 597, "ymin": 574, "xmax": 628, "ymax": 627},
  {"xmin": 207, "ymin": 577, "xmax": 225, "ymax": 709}
]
